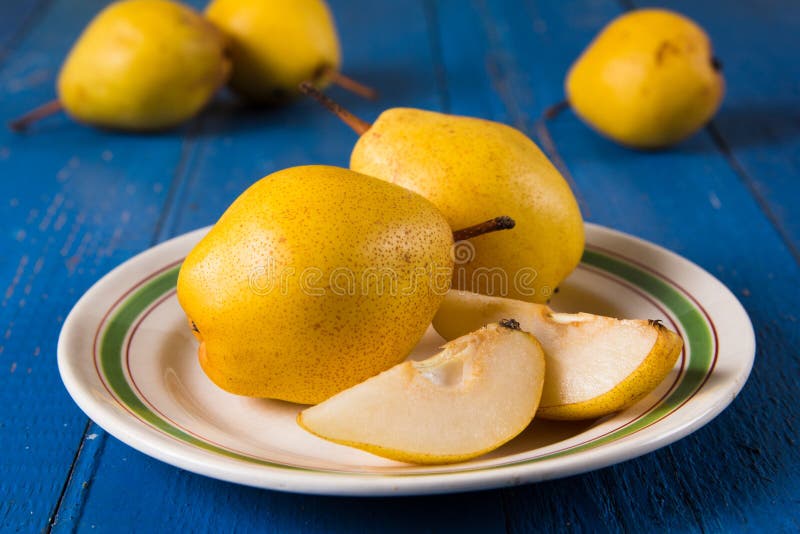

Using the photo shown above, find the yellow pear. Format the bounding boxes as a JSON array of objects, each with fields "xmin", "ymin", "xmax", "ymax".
[
  {"xmin": 177, "ymin": 165, "xmax": 514, "ymax": 404},
  {"xmin": 299, "ymin": 320, "xmax": 546, "ymax": 464},
  {"xmin": 206, "ymin": 0, "xmax": 372, "ymax": 102},
  {"xmin": 433, "ymin": 290, "xmax": 683, "ymax": 420},
  {"xmin": 300, "ymin": 84, "xmax": 585, "ymax": 304},
  {"xmin": 12, "ymin": 0, "xmax": 231, "ymax": 132},
  {"xmin": 566, "ymin": 8, "xmax": 724, "ymax": 148}
]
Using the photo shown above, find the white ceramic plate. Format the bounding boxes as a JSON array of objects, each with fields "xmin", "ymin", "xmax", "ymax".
[{"xmin": 57, "ymin": 223, "xmax": 754, "ymax": 496}]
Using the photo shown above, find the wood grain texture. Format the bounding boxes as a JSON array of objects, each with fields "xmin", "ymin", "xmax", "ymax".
[
  {"xmin": 0, "ymin": 0, "xmax": 797, "ymax": 532},
  {"xmin": 0, "ymin": 0, "xmax": 49, "ymax": 63},
  {"xmin": 0, "ymin": 0, "xmax": 200, "ymax": 531},
  {"xmin": 644, "ymin": 0, "xmax": 800, "ymax": 264}
]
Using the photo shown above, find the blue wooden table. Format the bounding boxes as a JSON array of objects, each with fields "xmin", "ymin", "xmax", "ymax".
[{"xmin": 1, "ymin": 0, "xmax": 798, "ymax": 531}]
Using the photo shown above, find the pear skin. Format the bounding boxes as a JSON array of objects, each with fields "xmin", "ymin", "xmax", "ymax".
[
  {"xmin": 206, "ymin": 0, "xmax": 341, "ymax": 102},
  {"xmin": 57, "ymin": 0, "xmax": 230, "ymax": 130},
  {"xmin": 566, "ymin": 8, "xmax": 724, "ymax": 148},
  {"xmin": 177, "ymin": 166, "xmax": 454, "ymax": 404},
  {"xmin": 350, "ymin": 108, "xmax": 584, "ymax": 304}
]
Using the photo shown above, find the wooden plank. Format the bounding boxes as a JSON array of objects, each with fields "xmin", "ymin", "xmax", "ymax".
[
  {"xmin": 0, "ymin": 0, "xmax": 198, "ymax": 530},
  {"xmin": 0, "ymin": 0, "xmax": 47, "ymax": 60},
  {"xmin": 431, "ymin": 0, "xmax": 799, "ymax": 531},
  {"xmin": 58, "ymin": 0, "xmax": 508, "ymax": 532}
]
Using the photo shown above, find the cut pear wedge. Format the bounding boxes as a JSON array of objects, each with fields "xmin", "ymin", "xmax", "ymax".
[
  {"xmin": 298, "ymin": 321, "xmax": 545, "ymax": 464},
  {"xmin": 433, "ymin": 291, "xmax": 683, "ymax": 420}
]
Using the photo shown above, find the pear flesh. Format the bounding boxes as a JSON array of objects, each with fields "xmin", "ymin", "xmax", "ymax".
[
  {"xmin": 298, "ymin": 322, "xmax": 546, "ymax": 464},
  {"xmin": 433, "ymin": 291, "xmax": 683, "ymax": 420}
]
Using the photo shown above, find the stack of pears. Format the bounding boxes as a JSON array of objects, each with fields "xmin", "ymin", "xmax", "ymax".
[
  {"xmin": 177, "ymin": 97, "xmax": 683, "ymax": 464},
  {"xmin": 13, "ymin": 0, "xmax": 689, "ymax": 464}
]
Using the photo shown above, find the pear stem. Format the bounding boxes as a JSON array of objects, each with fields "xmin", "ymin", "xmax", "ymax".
[
  {"xmin": 324, "ymin": 68, "xmax": 378, "ymax": 100},
  {"xmin": 313, "ymin": 66, "xmax": 378, "ymax": 100},
  {"xmin": 452, "ymin": 216, "xmax": 516, "ymax": 242},
  {"xmin": 8, "ymin": 99, "xmax": 63, "ymax": 132},
  {"xmin": 298, "ymin": 82, "xmax": 372, "ymax": 135},
  {"xmin": 543, "ymin": 99, "xmax": 570, "ymax": 121}
]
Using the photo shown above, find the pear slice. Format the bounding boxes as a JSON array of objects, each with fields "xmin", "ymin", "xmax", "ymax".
[
  {"xmin": 433, "ymin": 291, "xmax": 683, "ymax": 420},
  {"xmin": 298, "ymin": 321, "xmax": 545, "ymax": 464}
]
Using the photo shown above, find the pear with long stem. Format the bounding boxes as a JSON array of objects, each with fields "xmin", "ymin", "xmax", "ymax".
[
  {"xmin": 299, "ymin": 83, "xmax": 584, "ymax": 304},
  {"xmin": 177, "ymin": 165, "xmax": 515, "ymax": 404}
]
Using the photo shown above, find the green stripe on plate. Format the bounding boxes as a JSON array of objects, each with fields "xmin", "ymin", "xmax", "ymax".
[
  {"xmin": 97, "ymin": 247, "xmax": 713, "ymax": 474},
  {"xmin": 99, "ymin": 266, "xmax": 306, "ymax": 470}
]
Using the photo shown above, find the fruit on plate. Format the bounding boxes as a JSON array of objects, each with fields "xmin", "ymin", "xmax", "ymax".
[
  {"xmin": 205, "ymin": 0, "xmax": 375, "ymax": 102},
  {"xmin": 299, "ymin": 83, "xmax": 584, "ymax": 304},
  {"xmin": 566, "ymin": 8, "xmax": 724, "ymax": 149},
  {"xmin": 10, "ymin": 0, "xmax": 231, "ymax": 132},
  {"xmin": 298, "ymin": 320, "xmax": 546, "ymax": 464},
  {"xmin": 432, "ymin": 290, "xmax": 683, "ymax": 420},
  {"xmin": 177, "ymin": 165, "xmax": 514, "ymax": 404}
]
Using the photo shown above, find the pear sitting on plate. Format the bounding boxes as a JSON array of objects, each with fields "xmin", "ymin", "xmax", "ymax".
[
  {"xmin": 433, "ymin": 290, "xmax": 683, "ymax": 420},
  {"xmin": 177, "ymin": 165, "xmax": 514, "ymax": 404},
  {"xmin": 299, "ymin": 84, "xmax": 584, "ymax": 304},
  {"xmin": 298, "ymin": 320, "xmax": 546, "ymax": 464},
  {"xmin": 10, "ymin": 0, "xmax": 231, "ymax": 132}
]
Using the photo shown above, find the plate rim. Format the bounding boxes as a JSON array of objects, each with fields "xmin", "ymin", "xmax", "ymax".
[{"xmin": 57, "ymin": 223, "xmax": 755, "ymax": 496}]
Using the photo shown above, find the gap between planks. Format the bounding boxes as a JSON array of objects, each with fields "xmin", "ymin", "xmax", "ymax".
[
  {"xmin": 617, "ymin": 0, "xmax": 800, "ymax": 268},
  {"xmin": 0, "ymin": 0, "xmax": 55, "ymax": 67},
  {"xmin": 45, "ymin": 109, "xmax": 212, "ymax": 534}
]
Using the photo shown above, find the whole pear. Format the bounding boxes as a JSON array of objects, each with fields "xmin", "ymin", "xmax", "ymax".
[
  {"xmin": 205, "ymin": 0, "xmax": 341, "ymax": 102},
  {"xmin": 566, "ymin": 9, "xmax": 724, "ymax": 148},
  {"xmin": 176, "ymin": 166, "xmax": 455, "ymax": 404},
  {"xmin": 54, "ymin": 0, "xmax": 230, "ymax": 130},
  {"xmin": 349, "ymin": 108, "xmax": 584, "ymax": 304}
]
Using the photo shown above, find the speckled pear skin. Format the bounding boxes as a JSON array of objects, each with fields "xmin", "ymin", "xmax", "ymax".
[
  {"xmin": 350, "ymin": 108, "xmax": 584, "ymax": 303},
  {"xmin": 176, "ymin": 166, "xmax": 454, "ymax": 404}
]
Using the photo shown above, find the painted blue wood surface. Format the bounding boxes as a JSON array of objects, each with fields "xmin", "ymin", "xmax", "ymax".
[
  {"xmin": 654, "ymin": 0, "xmax": 800, "ymax": 264},
  {"xmin": 0, "ymin": 0, "xmax": 797, "ymax": 532},
  {"xmin": 0, "ymin": 0, "xmax": 198, "ymax": 530},
  {"xmin": 0, "ymin": 1, "xmax": 47, "ymax": 58},
  {"xmin": 447, "ymin": 1, "xmax": 800, "ymax": 531}
]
